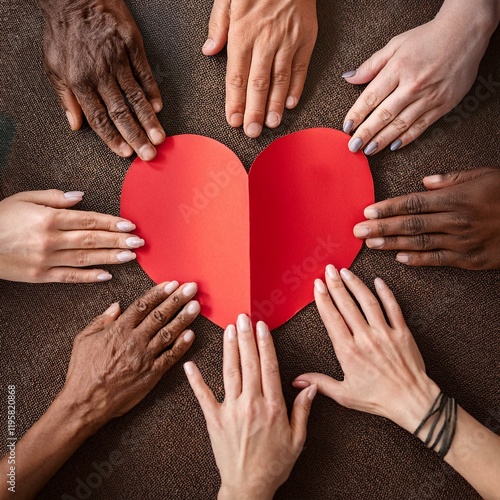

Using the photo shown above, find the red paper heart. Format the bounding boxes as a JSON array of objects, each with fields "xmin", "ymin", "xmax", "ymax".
[{"xmin": 121, "ymin": 128, "xmax": 373, "ymax": 330}]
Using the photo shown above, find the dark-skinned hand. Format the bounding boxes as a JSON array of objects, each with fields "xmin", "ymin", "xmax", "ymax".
[
  {"xmin": 37, "ymin": 0, "xmax": 165, "ymax": 160},
  {"xmin": 63, "ymin": 280, "xmax": 201, "ymax": 430},
  {"xmin": 353, "ymin": 167, "xmax": 500, "ymax": 270}
]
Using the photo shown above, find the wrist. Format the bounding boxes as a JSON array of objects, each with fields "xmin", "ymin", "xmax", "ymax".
[
  {"xmin": 36, "ymin": 0, "xmax": 95, "ymax": 18},
  {"xmin": 437, "ymin": 0, "xmax": 500, "ymax": 39},
  {"xmin": 386, "ymin": 376, "xmax": 441, "ymax": 434},
  {"xmin": 218, "ymin": 482, "xmax": 275, "ymax": 500}
]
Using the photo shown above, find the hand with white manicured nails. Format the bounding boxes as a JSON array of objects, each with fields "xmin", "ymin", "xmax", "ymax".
[
  {"xmin": 0, "ymin": 281, "xmax": 199, "ymax": 499},
  {"xmin": 202, "ymin": 0, "xmax": 318, "ymax": 138},
  {"xmin": 184, "ymin": 315, "xmax": 316, "ymax": 500},
  {"xmin": 293, "ymin": 266, "xmax": 440, "ymax": 433},
  {"xmin": 0, "ymin": 189, "xmax": 145, "ymax": 283},
  {"xmin": 341, "ymin": 0, "xmax": 499, "ymax": 155}
]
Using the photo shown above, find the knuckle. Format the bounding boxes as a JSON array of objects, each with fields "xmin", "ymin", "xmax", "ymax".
[
  {"xmin": 391, "ymin": 117, "xmax": 408, "ymax": 132},
  {"xmin": 108, "ymin": 104, "xmax": 133, "ymax": 123},
  {"xmin": 363, "ymin": 91, "xmax": 378, "ymax": 109},
  {"xmin": 228, "ymin": 73, "xmax": 247, "ymax": 90},
  {"xmin": 291, "ymin": 61, "xmax": 308, "ymax": 74},
  {"xmin": 80, "ymin": 215, "xmax": 98, "ymax": 230},
  {"xmin": 412, "ymin": 118, "xmax": 428, "ymax": 132},
  {"xmin": 74, "ymin": 250, "xmax": 90, "ymax": 267},
  {"xmin": 159, "ymin": 325, "xmax": 173, "ymax": 345},
  {"xmin": 126, "ymin": 88, "xmax": 146, "ymax": 107},
  {"xmin": 133, "ymin": 298, "xmax": 149, "ymax": 313},
  {"xmin": 82, "ymin": 232, "xmax": 98, "ymax": 248},
  {"xmin": 243, "ymin": 360, "xmax": 260, "ymax": 374},
  {"xmin": 402, "ymin": 216, "xmax": 426, "ymax": 235},
  {"xmin": 225, "ymin": 366, "xmax": 241, "ymax": 379},
  {"xmin": 375, "ymin": 220, "xmax": 390, "ymax": 236},
  {"xmin": 272, "ymin": 71, "xmax": 290, "ymax": 86},
  {"xmin": 263, "ymin": 361, "xmax": 280, "ymax": 378},
  {"xmin": 88, "ymin": 108, "xmax": 110, "ymax": 131},
  {"xmin": 403, "ymin": 195, "xmax": 426, "ymax": 215},
  {"xmin": 429, "ymin": 250, "xmax": 444, "ymax": 266},
  {"xmin": 250, "ymin": 76, "xmax": 271, "ymax": 93},
  {"xmin": 376, "ymin": 107, "xmax": 393, "ymax": 124},
  {"xmin": 153, "ymin": 309, "xmax": 166, "ymax": 324},
  {"xmin": 62, "ymin": 271, "xmax": 81, "ymax": 283},
  {"xmin": 413, "ymin": 234, "xmax": 432, "ymax": 251}
]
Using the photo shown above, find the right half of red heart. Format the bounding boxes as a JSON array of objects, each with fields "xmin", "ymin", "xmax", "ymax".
[{"xmin": 248, "ymin": 128, "xmax": 374, "ymax": 329}]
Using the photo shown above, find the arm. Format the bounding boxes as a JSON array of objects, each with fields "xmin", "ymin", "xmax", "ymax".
[
  {"xmin": 293, "ymin": 266, "xmax": 500, "ymax": 499},
  {"xmin": 341, "ymin": 0, "xmax": 500, "ymax": 155},
  {"xmin": 0, "ymin": 281, "xmax": 200, "ymax": 499},
  {"xmin": 35, "ymin": 0, "xmax": 164, "ymax": 160},
  {"xmin": 185, "ymin": 315, "xmax": 316, "ymax": 499}
]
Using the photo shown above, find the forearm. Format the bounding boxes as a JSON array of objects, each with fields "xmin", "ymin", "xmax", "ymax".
[
  {"xmin": 395, "ymin": 379, "xmax": 500, "ymax": 499},
  {"xmin": 438, "ymin": 0, "xmax": 500, "ymax": 38},
  {"xmin": 0, "ymin": 390, "xmax": 98, "ymax": 499}
]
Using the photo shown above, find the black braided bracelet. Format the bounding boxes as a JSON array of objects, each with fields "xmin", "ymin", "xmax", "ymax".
[{"xmin": 413, "ymin": 390, "xmax": 458, "ymax": 459}]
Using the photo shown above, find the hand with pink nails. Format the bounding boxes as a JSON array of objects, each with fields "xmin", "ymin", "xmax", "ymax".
[
  {"xmin": 0, "ymin": 281, "xmax": 200, "ymax": 499},
  {"xmin": 184, "ymin": 315, "xmax": 317, "ymax": 500},
  {"xmin": 341, "ymin": 0, "xmax": 499, "ymax": 155},
  {"xmin": 293, "ymin": 266, "xmax": 500, "ymax": 499},
  {"xmin": 0, "ymin": 189, "xmax": 145, "ymax": 283},
  {"xmin": 202, "ymin": 0, "xmax": 318, "ymax": 138}
]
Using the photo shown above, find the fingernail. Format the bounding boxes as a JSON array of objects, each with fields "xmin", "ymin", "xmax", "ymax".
[
  {"xmin": 364, "ymin": 207, "xmax": 380, "ymax": 219},
  {"xmin": 202, "ymin": 38, "xmax": 215, "ymax": 51},
  {"xmin": 307, "ymin": 385, "xmax": 318, "ymax": 400},
  {"xmin": 390, "ymin": 139, "xmax": 402, "ymax": 151},
  {"xmin": 182, "ymin": 282, "xmax": 198, "ymax": 297},
  {"xmin": 116, "ymin": 251, "xmax": 136, "ymax": 263},
  {"xmin": 65, "ymin": 110, "xmax": 76, "ymax": 129},
  {"xmin": 151, "ymin": 99, "xmax": 163, "ymax": 113},
  {"xmin": 396, "ymin": 254, "xmax": 410, "ymax": 264},
  {"xmin": 237, "ymin": 313, "xmax": 251, "ymax": 332},
  {"xmin": 374, "ymin": 277, "xmax": 386, "ymax": 290},
  {"xmin": 341, "ymin": 70, "xmax": 357, "ymax": 78},
  {"xmin": 265, "ymin": 111, "xmax": 280, "ymax": 128},
  {"xmin": 64, "ymin": 191, "xmax": 84, "ymax": 199},
  {"xmin": 139, "ymin": 144, "xmax": 156, "ymax": 161},
  {"xmin": 294, "ymin": 379, "xmax": 310, "ymax": 388},
  {"xmin": 325, "ymin": 264, "xmax": 339, "ymax": 280},
  {"xmin": 164, "ymin": 281, "xmax": 179, "ymax": 294},
  {"xmin": 314, "ymin": 278, "xmax": 327, "ymax": 294},
  {"xmin": 226, "ymin": 324, "xmax": 237, "ymax": 341},
  {"xmin": 103, "ymin": 302, "xmax": 120, "ymax": 315},
  {"xmin": 246, "ymin": 122, "xmax": 262, "ymax": 138},
  {"xmin": 340, "ymin": 268, "xmax": 354, "ymax": 281},
  {"xmin": 348, "ymin": 137, "xmax": 363, "ymax": 153},
  {"xmin": 366, "ymin": 237, "xmax": 385, "ymax": 248},
  {"xmin": 119, "ymin": 142, "xmax": 134, "ymax": 157},
  {"xmin": 150, "ymin": 128, "xmax": 165, "ymax": 145},
  {"xmin": 229, "ymin": 113, "xmax": 244, "ymax": 127},
  {"xmin": 184, "ymin": 330, "xmax": 194, "ymax": 343},
  {"xmin": 353, "ymin": 225, "xmax": 371, "ymax": 238},
  {"xmin": 125, "ymin": 237, "xmax": 145, "ymax": 248},
  {"xmin": 364, "ymin": 141, "xmax": 378, "ymax": 155},
  {"xmin": 425, "ymin": 174, "xmax": 443, "ymax": 183},
  {"xmin": 343, "ymin": 120, "xmax": 354, "ymax": 134},
  {"xmin": 116, "ymin": 221, "xmax": 136, "ymax": 232},
  {"xmin": 97, "ymin": 272, "xmax": 112, "ymax": 281},
  {"xmin": 256, "ymin": 321, "xmax": 268, "ymax": 339},
  {"xmin": 187, "ymin": 300, "xmax": 201, "ymax": 315},
  {"xmin": 285, "ymin": 96, "xmax": 296, "ymax": 109},
  {"xmin": 184, "ymin": 362, "xmax": 195, "ymax": 376}
]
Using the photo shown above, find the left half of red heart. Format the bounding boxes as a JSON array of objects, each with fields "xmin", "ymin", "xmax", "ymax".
[{"xmin": 121, "ymin": 135, "xmax": 252, "ymax": 327}]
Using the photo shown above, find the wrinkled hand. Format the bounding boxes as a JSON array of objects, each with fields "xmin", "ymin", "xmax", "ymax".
[
  {"xmin": 203, "ymin": 0, "xmax": 318, "ymax": 138},
  {"xmin": 294, "ymin": 266, "xmax": 439, "ymax": 433},
  {"xmin": 353, "ymin": 167, "xmax": 500, "ymax": 270},
  {"xmin": 341, "ymin": 1, "xmax": 497, "ymax": 155},
  {"xmin": 0, "ymin": 190, "xmax": 144, "ymax": 283},
  {"xmin": 62, "ymin": 281, "xmax": 200, "ymax": 430},
  {"xmin": 39, "ymin": 0, "xmax": 164, "ymax": 160},
  {"xmin": 185, "ymin": 315, "xmax": 316, "ymax": 499}
]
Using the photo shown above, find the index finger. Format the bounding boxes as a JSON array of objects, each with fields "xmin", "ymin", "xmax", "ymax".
[
  {"xmin": 364, "ymin": 191, "xmax": 450, "ymax": 220},
  {"xmin": 256, "ymin": 321, "xmax": 285, "ymax": 403},
  {"xmin": 56, "ymin": 210, "xmax": 137, "ymax": 233}
]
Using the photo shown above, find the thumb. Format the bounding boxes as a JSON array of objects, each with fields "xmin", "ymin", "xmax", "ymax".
[
  {"xmin": 342, "ymin": 42, "xmax": 398, "ymax": 85},
  {"xmin": 293, "ymin": 373, "xmax": 346, "ymax": 403},
  {"xmin": 202, "ymin": 0, "xmax": 230, "ymax": 55},
  {"xmin": 423, "ymin": 168, "xmax": 492, "ymax": 190},
  {"xmin": 15, "ymin": 189, "xmax": 85, "ymax": 208},
  {"xmin": 47, "ymin": 72, "xmax": 83, "ymax": 130},
  {"xmin": 290, "ymin": 385, "xmax": 317, "ymax": 450},
  {"xmin": 84, "ymin": 302, "xmax": 121, "ymax": 335}
]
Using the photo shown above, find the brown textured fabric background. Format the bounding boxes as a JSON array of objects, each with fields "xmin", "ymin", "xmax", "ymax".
[{"xmin": 1, "ymin": 0, "xmax": 499, "ymax": 498}]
